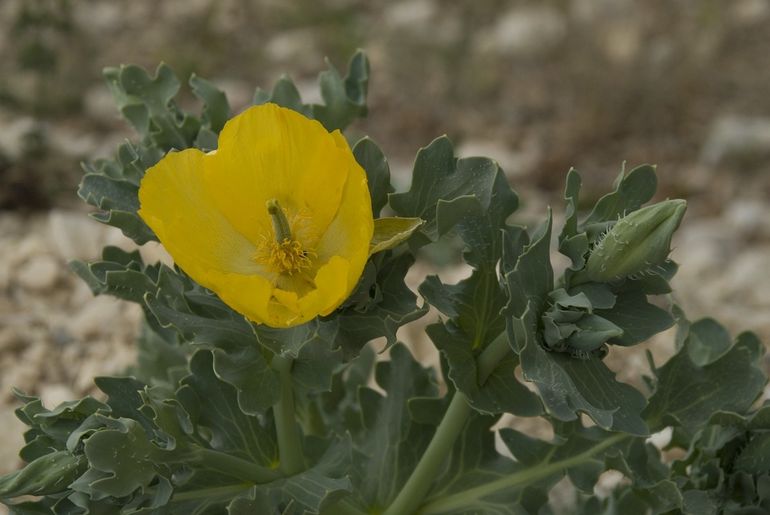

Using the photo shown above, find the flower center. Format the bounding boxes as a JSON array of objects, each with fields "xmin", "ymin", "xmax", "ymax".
[{"xmin": 256, "ymin": 199, "xmax": 315, "ymax": 275}]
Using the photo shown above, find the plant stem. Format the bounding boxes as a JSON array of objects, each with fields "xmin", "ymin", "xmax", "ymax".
[
  {"xmin": 419, "ymin": 433, "xmax": 630, "ymax": 514},
  {"xmin": 193, "ymin": 448, "xmax": 282, "ymax": 483},
  {"xmin": 272, "ymin": 354, "xmax": 305, "ymax": 475},
  {"xmin": 383, "ymin": 332, "xmax": 512, "ymax": 515},
  {"xmin": 477, "ymin": 332, "xmax": 513, "ymax": 381}
]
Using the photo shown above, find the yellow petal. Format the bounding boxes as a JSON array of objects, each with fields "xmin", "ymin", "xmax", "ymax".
[
  {"xmin": 206, "ymin": 270, "xmax": 274, "ymax": 325},
  {"xmin": 315, "ymin": 155, "xmax": 373, "ymax": 301},
  {"xmin": 204, "ymin": 103, "xmax": 351, "ymax": 247},
  {"xmin": 299, "ymin": 256, "xmax": 351, "ymax": 318},
  {"xmin": 138, "ymin": 149, "xmax": 262, "ymax": 278},
  {"xmin": 369, "ymin": 217, "xmax": 424, "ymax": 255}
]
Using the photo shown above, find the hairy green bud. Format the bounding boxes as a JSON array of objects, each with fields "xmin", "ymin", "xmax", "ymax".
[{"xmin": 579, "ymin": 199, "xmax": 686, "ymax": 283}]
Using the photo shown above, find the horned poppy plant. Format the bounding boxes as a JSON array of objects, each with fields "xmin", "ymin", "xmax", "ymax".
[
  {"xmin": 138, "ymin": 103, "xmax": 374, "ymax": 327},
  {"xmin": 6, "ymin": 57, "xmax": 768, "ymax": 515}
]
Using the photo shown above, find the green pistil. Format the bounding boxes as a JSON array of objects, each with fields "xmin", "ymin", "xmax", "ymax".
[{"xmin": 266, "ymin": 199, "xmax": 293, "ymax": 243}]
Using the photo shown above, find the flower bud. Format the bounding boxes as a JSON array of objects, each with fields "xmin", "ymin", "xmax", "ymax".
[{"xmin": 579, "ymin": 199, "xmax": 686, "ymax": 283}]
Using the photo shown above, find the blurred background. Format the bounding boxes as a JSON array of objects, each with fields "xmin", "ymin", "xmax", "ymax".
[{"xmin": 1, "ymin": 0, "xmax": 770, "ymax": 478}]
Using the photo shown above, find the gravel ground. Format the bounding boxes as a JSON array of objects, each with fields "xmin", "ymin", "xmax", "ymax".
[{"xmin": 1, "ymin": 0, "xmax": 770, "ymax": 509}]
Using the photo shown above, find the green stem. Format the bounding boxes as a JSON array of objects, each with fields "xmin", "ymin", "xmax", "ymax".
[
  {"xmin": 192, "ymin": 448, "xmax": 281, "ymax": 483},
  {"xmin": 272, "ymin": 354, "xmax": 305, "ymax": 475},
  {"xmin": 384, "ymin": 393, "xmax": 472, "ymax": 515},
  {"xmin": 477, "ymin": 332, "xmax": 513, "ymax": 381},
  {"xmin": 383, "ymin": 333, "xmax": 512, "ymax": 515},
  {"xmin": 419, "ymin": 433, "xmax": 630, "ymax": 514}
]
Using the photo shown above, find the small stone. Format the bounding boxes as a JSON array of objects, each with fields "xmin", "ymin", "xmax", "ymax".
[
  {"xmin": 0, "ymin": 328, "xmax": 24, "ymax": 353},
  {"xmin": 16, "ymin": 254, "xmax": 61, "ymax": 292},
  {"xmin": 725, "ymin": 200, "xmax": 770, "ymax": 238},
  {"xmin": 9, "ymin": 233, "xmax": 48, "ymax": 269},
  {"xmin": 139, "ymin": 241, "xmax": 174, "ymax": 267},
  {"xmin": 474, "ymin": 6, "xmax": 566, "ymax": 57},
  {"xmin": 384, "ymin": 0, "xmax": 436, "ymax": 30},
  {"xmin": 83, "ymin": 84, "xmax": 120, "ymax": 123},
  {"xmin": 0, "ymin": 407, "xmax": 25, "ymax": 475},
  {"xmin": 2, "ymin": 342, "xmax": 47, "ymax": 401},
  {"xmin": 39, "ymin": 384, "xmax": 76, "ymax": 410},
  {"xmin": 264, "ymin": 30, "xmax": 321, "ymax": 67},
  {"xmin": 66, "ymin": 296, "xmax": 130, "ymax": 341},
  {"xmin": 731, "ymin": 0, "xmax": 770, "ymax": 25},
  {"xmin": 701, "ymin": 116, "xmax": 770, "ymax": 166},
  {"xmin": 0, "ymin": 115, "xmax": 37, "ymax": 160},
  {"xmin": 48, "ymin": 210, "xmax": 105, "ymax": 261}
]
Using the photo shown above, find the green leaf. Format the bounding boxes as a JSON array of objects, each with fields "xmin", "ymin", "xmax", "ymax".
[
  {"xmin": 292, "ymin": 338, "xmax": 343, "ymax": 396},
  {"xmin": 130, "ymin": 322, "xmax": 188, "ymax": 388},
  {"xmin": 93, "ymin": 376, "xmax": 154, "ymax": 435},
  {"xmin": 316, "ymin": 346, "xmax": 377, "ymax": 438},
  {"xmin": 259, "ymin": 438, "xmax": 353, "ymax": 514},
  {"xmin": 423, "ymin": 415, "xmax": 545, "ymax": 514},
  {"xmin": 336, "ymin": 252, "xmax": 428, "ymax": 356},
  {"xmin": 311, "ymin": 50, "xmax": 369, "ymax": 131},
  {"xmin": 177, "ymin": 351, "xmax": 278, "ymax": 468},
  {"xmin": 524, "ymin": 346, "xmax": 648, "ymax": 434},
  {"xmin": 685, "ymin": 317, "xmax": 732, "ymax": 366},
  {"xmin": 369, "ymin": 217, "xmax": 424, "ymax": 255},
  {"xmin": 421, "ymin": 267, "xmax": 505, "ymax": 351},
  {"xmin": 734, "ymin": 433, "xmax": 770, "ymax": 474},
  {"xmin": 254, "ymin": 318, "xmax": 336, "ymax": 358},
  {"xmin": 390, "ymin": 136, "xmax": 517, "ymax": 257},
  {"xmin": 353, "ymin": 137, "xmax": 393, "ymax": 216},
  {"xmin": 426, "ymin": 323, "xmax": 542, "ymax": 416},
  {"xmin": 12, "ymin": 393, "xmax": 107, "ymax": 460},
  {"xmin": 73, "ymin": 247, "xmax": 281, "ymax": 415},
  {"xmin": 253, "ymin": 50, "xmax": 369, "ymax": 133},
  {"xmin": 503, "ymin": 212, "xmax": 554, "ymax": 329},
  {"xmin": 505, "ymin": 211, "xmax": 650, "ymax": 433},
  {"xmin": 422, "ymin": 424, "xmax": 629, "ymax": 514},
  {"xmin": 253, "ymin": 75, "xmax": 311, "ymax": 116},
  {"xmin": 348, "ymin": 344, "xmax": 439, "ymax": 510},
  {"xmin": 597, "ymin": 290, "xmax": 675, "ymax": 347},
  {"xmin": 76, "ymin": 175, "xmax": 156, "ymax": 244},
  {"xmin": 644, "ymin": 317, "xmax": 767, "ymax": 433},
  {"xmin": 189, "ymin": 74, "xmax": 230, "ymax": 133},
  {"xmin": 103, "ymin": 63, "xmax": 199, "ymax": 151},
  {"xmin": 584, "ymin": 164, "xmax": 657, "ymax": 226},
  {"xmin": 104, "ymin": 63, "xmax": 180, "ymax": 139},
  {"xmin": 0, "ymin": 451, "xmax": 85, "ymax": 499},
  {"xmin": 148, "ymin": 275, "xmax": 282, "ymax": 414},
  {"xmin": 559, "ymin": 169, "xmax": 589, "ymax": 269},
  {"xmin": 421, "ymin": 259, "xmax": 541, "ymax": 416},
  {"xmin": 79, "ymin": 418, "xmax": 161, "ymax": 498},
  {"xmin": 79, "ymin": 141, "xmax": 161, "ymax": 244}
]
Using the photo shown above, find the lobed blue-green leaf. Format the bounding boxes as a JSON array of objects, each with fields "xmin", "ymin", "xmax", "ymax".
[{"xmin": 644, "ymin": 316, "xmax": 767, "ymax": 433}]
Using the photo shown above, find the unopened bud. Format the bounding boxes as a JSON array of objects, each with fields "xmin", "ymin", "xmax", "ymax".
[{"xmin": 579, "ymin": 199, "xmax": 686, "ymax": 283}]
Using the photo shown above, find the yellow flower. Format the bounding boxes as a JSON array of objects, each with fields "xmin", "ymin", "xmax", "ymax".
[{"xmin": 138, "ymin": 103, "xmax": 374, "ymax": 328}]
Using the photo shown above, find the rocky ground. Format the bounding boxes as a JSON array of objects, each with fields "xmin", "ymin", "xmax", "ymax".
[{"xmin": 1, "ymin": 0, "xmax": 770, "ymax": 509}]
